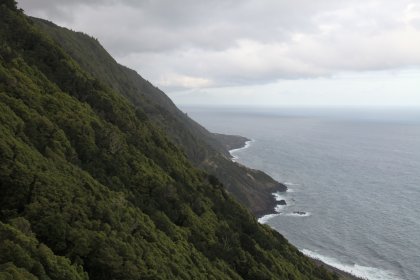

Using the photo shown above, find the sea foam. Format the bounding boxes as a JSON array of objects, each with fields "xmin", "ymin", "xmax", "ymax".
[
  {"xmin": 272, "ymin": 191, "xmax": 286, "ymax": 201},
  {"xmin": 258, "ymin": 213, "xmax": 280, "ymax": 224},
  {"xmin": 229, "ymin": 139, "xmax": 254, "ymax": 162},
  {"xmin": 274, "ymin": 204, "xmax": 285, "ymax": 213},
  {"xmin": 301, "ymin": 249, "xmax": 401, "ymax": 280},
  {"xmin": 284, "ymin": 212, "xmax": 311, "ymax": 217},
  {"xmin": 284, "ymin": 182, "xmax": 299, "ymax": 186}
]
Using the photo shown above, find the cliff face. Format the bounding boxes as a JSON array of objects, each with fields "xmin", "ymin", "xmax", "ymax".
[
  {"xmin": 33, "ymin": 17, "xmax": 287, "ymax": 216},
  {"xmin": 0, "ymin": 2, "xmax": 336, "ymax": 279}
]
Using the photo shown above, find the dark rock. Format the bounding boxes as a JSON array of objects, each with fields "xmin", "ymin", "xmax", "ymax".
[{"xmin": 278, "ymin": 200, "xmax": 286, "ymax": 205}]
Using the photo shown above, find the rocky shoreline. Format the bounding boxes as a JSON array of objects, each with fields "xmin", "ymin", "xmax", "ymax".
[
  {"xmin": 212, "ymin": 133, "xmax": 252, "ymax": 151},
  {"xmin": 218, "ymin": 133, "xmax": 288, "ymax": 216},
  {"xmin": 310, "ymin": 258, "xmax": 365, "ymax": 280},
  {"xmin": 223, "ymin": 135, "xmax": 365, "ymax": 280}
]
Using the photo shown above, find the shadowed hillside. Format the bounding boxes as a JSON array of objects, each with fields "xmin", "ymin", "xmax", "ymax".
[
  {"xmin": 0, "ymin": 1, "xmax": 336, "ymax": 279},
  {"xmin": 33, "ymin": 17, "xmax": 287, "ymax": 216}
]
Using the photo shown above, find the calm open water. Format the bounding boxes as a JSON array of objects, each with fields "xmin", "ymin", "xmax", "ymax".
[{"xmin": 183, "ymin": 106, "xmax": 420, "ymax": 280}]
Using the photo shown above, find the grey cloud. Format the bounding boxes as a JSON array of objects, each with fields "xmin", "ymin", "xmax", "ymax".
[
  {"xmin": 17, "ymin": 0, "xmax": 420, "ymax": 90},
  {"xmin": 18, "ymin": 0, "xmax": 340, "ymax": 53}
]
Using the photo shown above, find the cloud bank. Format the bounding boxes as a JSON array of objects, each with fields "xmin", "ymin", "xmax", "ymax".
[{"xmin": 18, "ymin": 0, "xmax": 420, "ymax": 92}]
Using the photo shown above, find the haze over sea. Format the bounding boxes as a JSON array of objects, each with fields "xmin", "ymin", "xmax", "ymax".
[{"xmin": 183, "ymin": 106, "xmax": 420, "ymax": 280}]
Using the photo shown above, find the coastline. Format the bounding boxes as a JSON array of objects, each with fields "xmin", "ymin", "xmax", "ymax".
[
  {"xmin": 212, "ymin": 133, "xmax": 251, "ymax": 153},
  {"xmin": 228, "ymin": 138, "xmax": 364, "ymax": 280},
  {"xmin": 227, "ymin": 136, "xmax": 288, "ymax": 217},
  {"xmin": 229, "ymin": 138, "xmax": 254, "ymax": 162},
  {"xmin": 227, "ymin": 136, "xmax": 288, "ymax": 216},
  {"xmin": 310, "ymin": 258, "xmax": 365, "ymax": 280}
]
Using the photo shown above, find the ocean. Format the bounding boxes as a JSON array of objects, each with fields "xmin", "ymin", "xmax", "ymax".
[{"xmin": 182, "ymin": 106, "xmax": 420, "ymax": 280}]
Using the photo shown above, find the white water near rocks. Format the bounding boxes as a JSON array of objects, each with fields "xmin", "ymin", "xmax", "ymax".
[
  {"xmin": 184, "ymin": 106, "xmax": 420, "ymax": 280},
  {"xmin": 229, "ymin": 139, "xmax": 254, "ymax": 162}
]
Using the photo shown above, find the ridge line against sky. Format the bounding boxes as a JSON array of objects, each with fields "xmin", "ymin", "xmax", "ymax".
[{"xmin": 18, "ymin": 0, "xmax": 420, "ymax": 107}]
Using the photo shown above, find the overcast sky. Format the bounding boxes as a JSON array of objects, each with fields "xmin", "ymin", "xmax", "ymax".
[{"xmin": 18, "ymin": 0, "xmax": 420, "ymax": 107}]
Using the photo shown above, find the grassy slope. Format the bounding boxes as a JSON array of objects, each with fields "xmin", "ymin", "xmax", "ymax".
[{"xmin": 0, "ymin": 2, "xmax": 336, "ymax": 279}]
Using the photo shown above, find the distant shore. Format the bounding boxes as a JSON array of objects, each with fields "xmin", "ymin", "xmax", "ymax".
[
  {"xmin": 226, "ymin": 136, "xmax": 364, "ymax": 280},
  {"xmin": 212, "ymin": 133, "xmax": 251, "ymax": 153},
  {"xmin": 223, "ymin": 135, "xmax": 288, "ymax": 216}
]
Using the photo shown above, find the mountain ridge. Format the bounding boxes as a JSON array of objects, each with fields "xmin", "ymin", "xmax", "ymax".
[
  {"xmin": 0, "ymin": 2, "xmax": 335, "ymax": 279},
  {"xmin": 32, "ymin": 17, "xmax": 287, "ymax": 217}
]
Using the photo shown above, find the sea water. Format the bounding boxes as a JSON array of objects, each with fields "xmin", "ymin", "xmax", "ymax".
[{"xmin": 182, "ymin": 106, "xmax": 420, "ymax": 280}]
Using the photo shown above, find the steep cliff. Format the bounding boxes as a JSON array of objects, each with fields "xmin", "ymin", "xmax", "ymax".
[
  {"xmin": 33, "ymin": 17, "xmax": 287, "ymax": 216},
  {"xmin": 0, "ymin": 2, "xmax": 335, "ymax": 279}
]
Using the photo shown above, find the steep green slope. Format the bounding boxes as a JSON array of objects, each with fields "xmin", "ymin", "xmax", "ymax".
[
  {"xmin": 0, "ymin": 220, "xmax": 87, "ymax": 280},
  {"xmin": 0, "ymin": 2, "xmax": 336, "ymax": 279},
  {"xmin": 32, "ymin": 18, "xmax": 287, "ymax": 216}
]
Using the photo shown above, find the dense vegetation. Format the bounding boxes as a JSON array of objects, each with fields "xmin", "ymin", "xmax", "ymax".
[
  {"xmin": 32, "ymin": 17, "xmax": 287, "ymax": 216},
  {"xmin": 0, "ymin": 1, "xmax": 336, "ymax": 279}
]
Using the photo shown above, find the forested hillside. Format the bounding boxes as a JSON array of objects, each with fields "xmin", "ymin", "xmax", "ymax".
[
  {"xmin": 32, "ymin": 17, "xmax": 287, "ymax": 216},
  {"xmin": 0, "ymin": 1, "xmax": 336, "ymax": 279}
]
